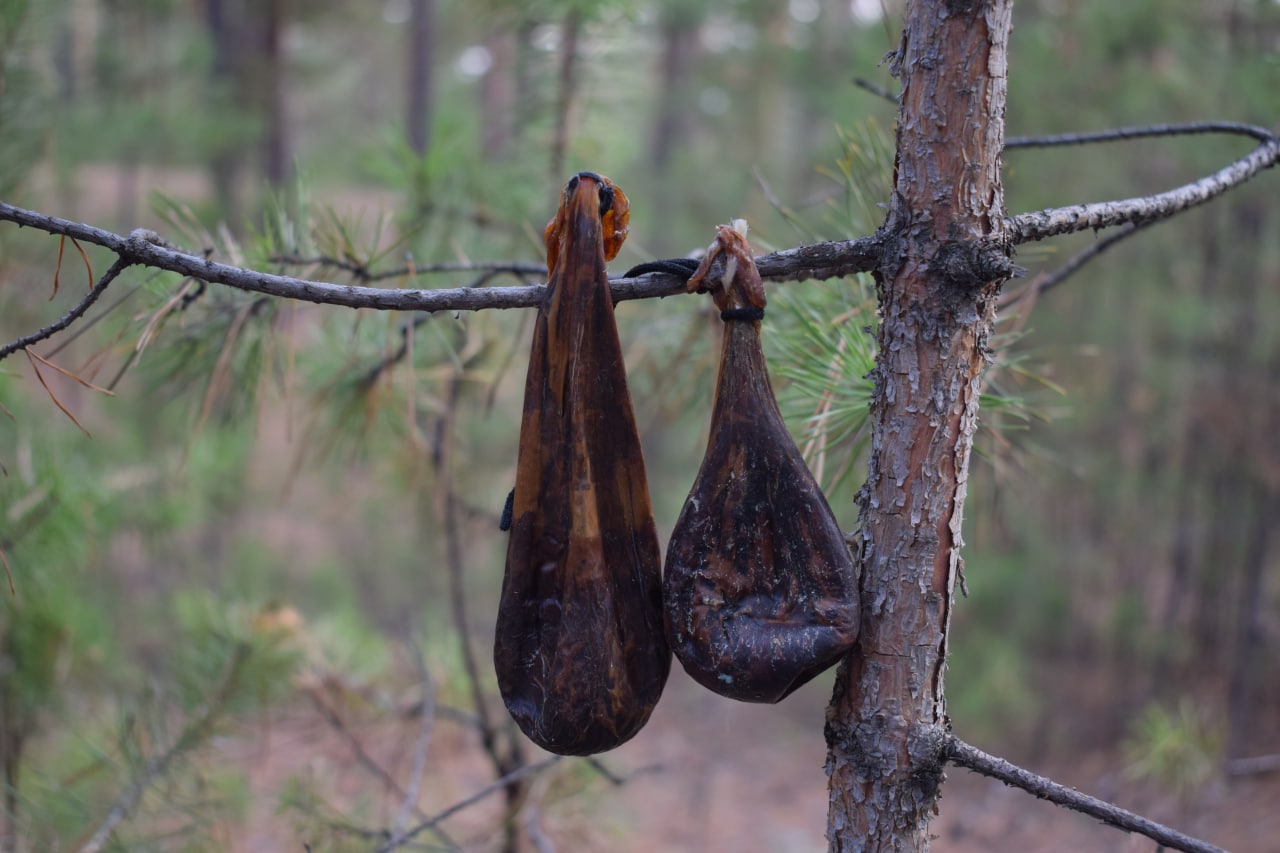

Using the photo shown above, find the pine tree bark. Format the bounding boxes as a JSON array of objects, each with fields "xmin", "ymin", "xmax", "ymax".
[{"xmin": 825, "ymin": 2, "xmax": 1014, "ymax": 849}]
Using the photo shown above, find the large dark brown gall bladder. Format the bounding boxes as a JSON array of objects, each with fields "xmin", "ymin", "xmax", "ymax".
[{"xmin": 494, "ymin": 174, "xmax": 670, "ymax": 755}]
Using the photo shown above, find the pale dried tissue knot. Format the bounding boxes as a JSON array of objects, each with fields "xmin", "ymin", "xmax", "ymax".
[{"xmin": 128, "ymin": 228, "xmax": 167, "ymax": 248}]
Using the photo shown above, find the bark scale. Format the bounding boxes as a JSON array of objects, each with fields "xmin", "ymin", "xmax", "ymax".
[{"xmin": 825, "ymin": 2, "xmax": 1014, "ymax": 850}]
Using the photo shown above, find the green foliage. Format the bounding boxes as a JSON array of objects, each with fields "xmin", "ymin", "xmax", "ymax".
[
  {"xmin": 1123, "ymin": 700, "xmax": 1224, "ymax": 796},
  {"xmin": 0, "ymin": 0, "xmax": 50, "ymax": 199},
  {"xmin": 768, "ymin": 278, "xmax": 877, "ymax": 501},
  {"xmin": 947, "ymin": 630, "xmax": 1042, "ymax": 744}
]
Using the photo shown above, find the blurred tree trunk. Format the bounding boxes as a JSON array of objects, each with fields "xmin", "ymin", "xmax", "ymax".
[
  {"xmin": 1222, "ymin": 195, "xmax": 1275, "ymax": 763},
  {"xmin": 205, "ymin": 0, "xmax": 243, "ymax": 226},
  {"xmin": 825, "ymin": 1, "xmax": 1014, "ymax": 849},
  {"xmin": 53, "ymin": 16, "xmax": 75, "ymax": 103},
  {"xmin": 408, "ymin": 0, "xmax": 435, "ymax": 159},
  {"xmin": 548, "ymin": 9, "xmax": 581, "ymax": 193},
  {"xmin": 479, "ymin": 29, "xmax": 514, "ymax": 160},
  {"xmin": 258, "ymin": 0, "xmax": 290, "ymax": 187},
  {"xmin": 512, "ymin": 19, "xmax": 538, "ymax": 148},
  {"xmin": 648, "ymin": 7, "xmax": 700, "ymax": 174},
  {"xmin": 93, "ymin": 0, "xmax": 138, "ymax": 227},
  {"xmin": 1226, "ymin": 483, "xmax": 1274, "ymax": 762}
]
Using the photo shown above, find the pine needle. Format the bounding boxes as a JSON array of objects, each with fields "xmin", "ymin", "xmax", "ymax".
[
  {"xmin": 193, "ymin": 301, "xmax": 255, "ymax": 440},
  {"xmin": 52, "ymin": 235, "xmax": 66, "ymax": 301},
  {"xmin": 25, "ymin": 348, "xmax": 116, "ymax": 397},
  {"xmin": 24, "ymin": 349, "xmax": 92, "ymax": 438},
  {"xmin": 72, "ymin": 237, "xmax": 94, "ymax": 289},
  {"xmin": 0, "ymin": 544, "xmax": 13, "ymax": 596}
]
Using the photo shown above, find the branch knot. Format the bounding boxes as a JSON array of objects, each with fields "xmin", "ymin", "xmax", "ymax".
[{"xmin": 932, "ymin": 239, "xmax": 1019, "ymax": 291}]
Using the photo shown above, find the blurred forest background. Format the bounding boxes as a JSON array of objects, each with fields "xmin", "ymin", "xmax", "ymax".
[{"xmin": 0, "ymin": 0, "xmax": 1278, "ymax": 850}]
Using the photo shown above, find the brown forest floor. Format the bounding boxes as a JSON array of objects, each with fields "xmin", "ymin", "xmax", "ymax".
[{"xmin": 221, "ymin": 668, "xmax": 1278, "ymax": 852}]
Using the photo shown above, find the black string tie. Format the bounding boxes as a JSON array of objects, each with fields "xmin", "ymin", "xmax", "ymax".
[{"xmin": 720, "ymin": 306, "xmax": 765, "ymax": 322}]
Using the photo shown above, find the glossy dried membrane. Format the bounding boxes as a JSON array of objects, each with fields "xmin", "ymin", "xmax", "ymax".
[
  {"xmin": 494, "ymin": 173, "xmax": 669, "ymax": 755},
  {"xmin": 663, "ymin": 223, "xmax": 860, "ymax": 703}
]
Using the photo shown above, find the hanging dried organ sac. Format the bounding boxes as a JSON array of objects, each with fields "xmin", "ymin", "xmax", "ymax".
[
  {"xmin": 494, "ymin": 173, "xmax": 670, "ymax": 755},
  {"xmin": 664, "ymin": 222, "xmax": 860, "ymax": 703}
]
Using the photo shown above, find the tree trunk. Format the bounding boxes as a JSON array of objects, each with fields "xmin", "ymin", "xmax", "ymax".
[{"xmin": 825, "ymin": 2, "xmax": 1013, "ymax": 850}]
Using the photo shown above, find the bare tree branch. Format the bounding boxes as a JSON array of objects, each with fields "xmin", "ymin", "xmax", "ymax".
[
  {"xmin": 1008, "ymin": 130, "xmax": 1279, "ymax": 244},
  {"xmin": 0, "ymin": 200, "xmax": 884, "ymax": 362},
  {"xmin": 388, "ymin": 641, "xmax": 439, "ymax": 845},
  {"xmin": 303, "ymin": 687, "xmax": 418, "ymax": 810},
  {"xmin": 372, "ymin": 756, "xmax": 562, "ymax": 853},
  {"xmin": 944, "ymin": 734, "xmax": 1226, "ymax": 853}
]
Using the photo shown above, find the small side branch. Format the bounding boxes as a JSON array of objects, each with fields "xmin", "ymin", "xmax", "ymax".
[
  {"xmin": 944, "ymin": 735, "xmax": 1226, "ymax": 853},
  {"xmin": 999, "ymin": 218, "xmax": 1155, "ymax": 309},
  {"xmin": 1008, "ymin": 128, "xmax": 1279, "ymax": 244},
  {"xmin": 0, "ymin": 256, "xmax": 131, "ymax": 361}
]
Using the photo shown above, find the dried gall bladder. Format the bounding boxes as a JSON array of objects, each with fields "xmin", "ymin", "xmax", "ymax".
[
  {"xmin": 664, "ymin": 223, "xmax": 859, "ymax": 704},
  {"xmin": 495, "ymin": 173, "xmax": 670, "ymax": 755}
]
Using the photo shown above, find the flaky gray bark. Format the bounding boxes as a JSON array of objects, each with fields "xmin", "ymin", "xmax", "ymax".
[{"xmin": 824, "ymin": 2, "xmax": 1014, "ymax": 850}]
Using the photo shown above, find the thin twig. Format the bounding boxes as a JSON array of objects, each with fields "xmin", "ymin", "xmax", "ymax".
[
  {"xmin": 0, "ymin": 256, "xmax": 131, "ymax": 361},
  {"xmin": 76, "ymin": 644, "xmax": 251, "ymax": 853},
  {"xmin": 582, "ymin": 758, "xmax": 625, "ymax": 787},
  {"xmin": 523, "ymin": 806, "xmax": 556, "ymax": 853},
  {"xmin": 998, "ymin": 219, "xmax": 1155, "ymax": 309},
  {"xmin": 303, "ymin": 679, "xmax": 456, "ymax": 849},
  {"xmin": 45, "ymin": 283, "xmax": 144, "ymax": 359},
  {"xmin": 945, "ymin": 735, "xmax": 1226, "ymax": 853},
  {"xmin": 853, "ymin": 77, "xmax": 898, "ymax": 104},
  {"xmin": 390, "ymin": 640, "xmax": 437, "ymax": 840},
  {"xmin": 372, "ymin": 757, "xmax": 562, "ymax": 853},
  {"xmin": 1006, "ymin": 120, "xmax": 1276, "ymax": 149},
  {"xmin": 304, "ymin": 686, "xmax": 419, "ymax": 807}
]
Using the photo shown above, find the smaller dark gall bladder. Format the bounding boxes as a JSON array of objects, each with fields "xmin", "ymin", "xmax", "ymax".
[{"xmin": 664, "ymin": 222, "xmax": 860, "ymax": 704}]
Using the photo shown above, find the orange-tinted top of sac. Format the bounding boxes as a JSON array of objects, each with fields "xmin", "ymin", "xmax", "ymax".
[{"xmin": 543, "ymin": 172, "xmax": 631, "ymax": 278}]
